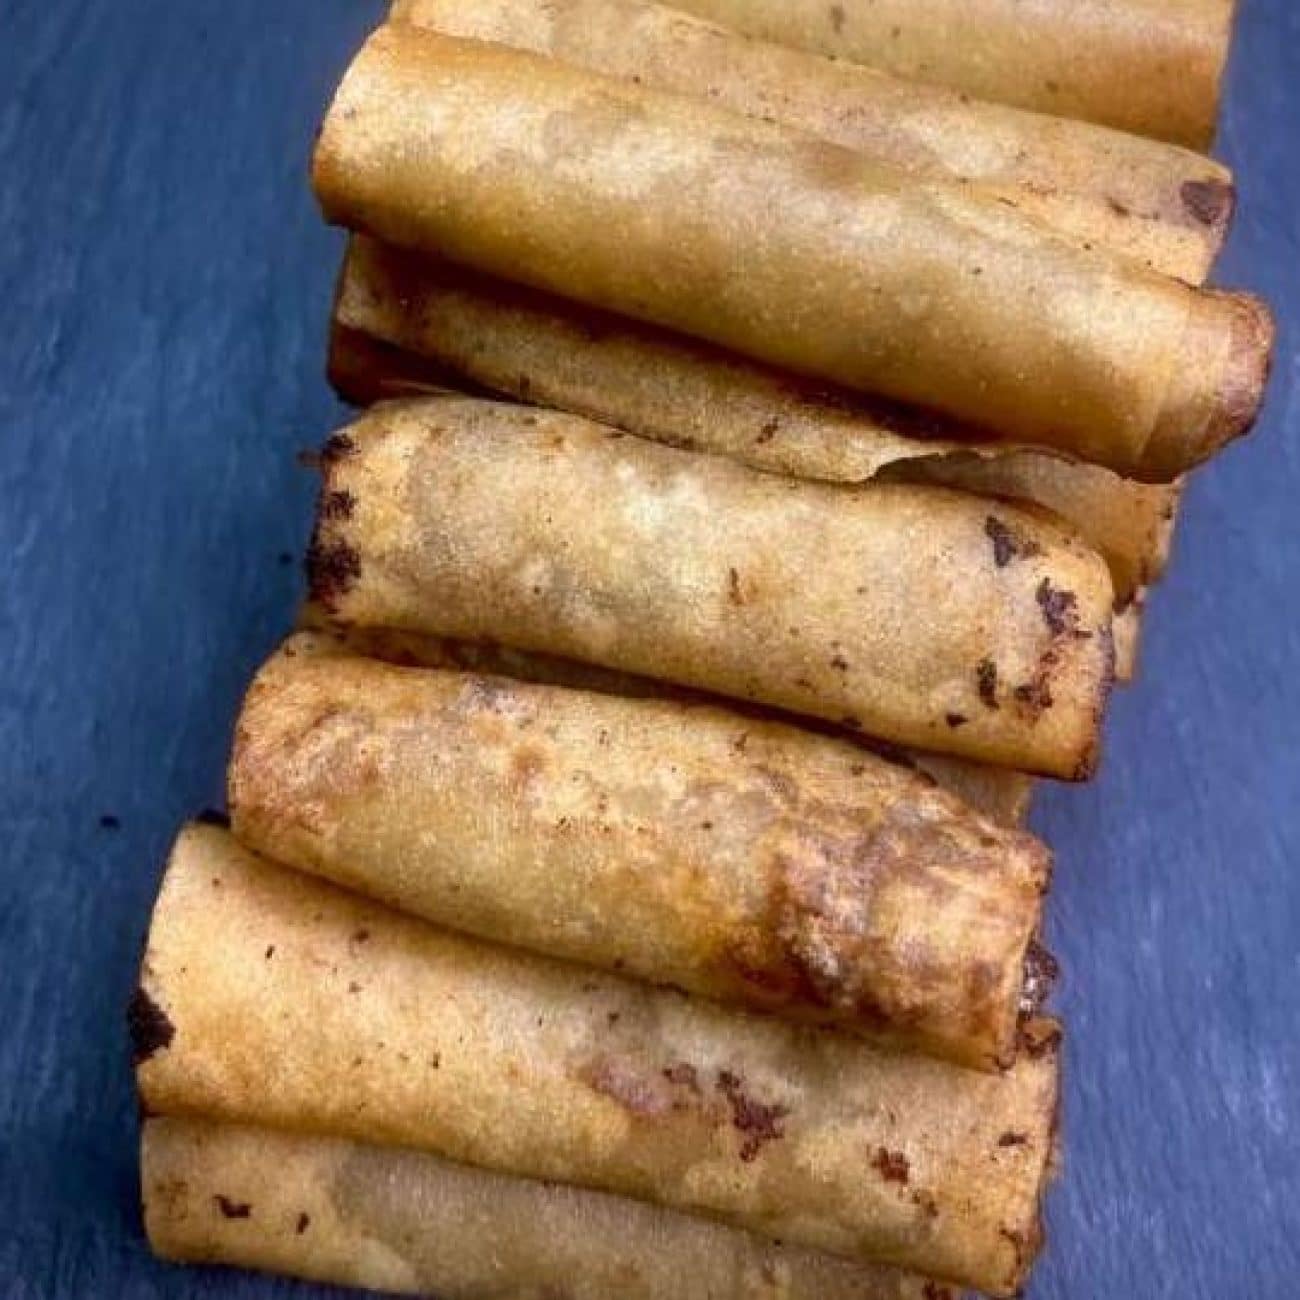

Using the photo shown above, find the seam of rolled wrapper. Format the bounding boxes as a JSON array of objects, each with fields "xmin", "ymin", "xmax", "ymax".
[{"xmin": 136, "ymin": 824, "xmax": 1059, "ymax": 1294}]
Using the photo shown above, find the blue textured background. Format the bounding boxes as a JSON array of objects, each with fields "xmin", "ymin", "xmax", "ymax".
[{"xmin": 0, "ymin": 1, "xmax": 1295, "ymax": 1296}]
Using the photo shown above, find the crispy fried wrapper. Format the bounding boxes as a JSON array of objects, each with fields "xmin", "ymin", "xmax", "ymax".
[
  {"xmin": 312, "ymin": 26, "xmax": 1271, "ymax": 480},
  {"xmin": 229, "ymin": 632, "xmax": 1049, "ymax": 1069},
  {"xmin": 305, "ymin": 396, "xmax": 1115, "ymax": 778},
  {"xmin": 134, "ymin": 824, "xmax": 1061, "ymax": 1295},
  {"xmin": 142, "ymin": 1118, "xmax": 961, "ymax": 1298},
  {"xmin": 669, "ymin": 0, "xmax": 1236, "ymax": 149},
  {"xmin": 331, "ymin": 236, "xmax": 1180, "ymax": 604},
  {"xmin": 297, "ymin": 605, "xmax": 1037, "ymax": 828},
  {"xmin": 392, "ymin": 0, "xmax": 1232, "ymax": 282}
]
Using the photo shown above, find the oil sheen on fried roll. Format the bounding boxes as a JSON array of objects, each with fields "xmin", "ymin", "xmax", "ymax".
[
  {"xmin": 133, "ymin": 824, "xmax": 1061, "ymax": 1295},
  {"xmin": 668, "ymin": 0, "xmax": 1236, "ymax": 149},
  {"xmin": 312, "ymin": 26, "xmax": 1272, "ymax": 480},
  {"xmin": 229, "ymin": 633, "xmax": 1050, "ymax": 1069},
  {"xmin": 305, "ymin": 396, "xmax": 1115, "ymax": 778},
  {"xmin": 332, "ymin": 235, "xmax": 1181, "ymax": 604},
  {"xmin": 142, "ymin": 1118, "xmax": 957, "ymax": 1299},
  {"xmin": 298, "ymin": 607, "xmax": 1038, "ymax": 828},
  {"xmin": 391, "ymin": 0, "xmax": 1233, "ymax": 282}
]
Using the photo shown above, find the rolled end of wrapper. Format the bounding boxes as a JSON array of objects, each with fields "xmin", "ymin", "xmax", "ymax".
[{"xmin": 1146, "ymin": 290, "xmax": 1275, "ymax": 481}]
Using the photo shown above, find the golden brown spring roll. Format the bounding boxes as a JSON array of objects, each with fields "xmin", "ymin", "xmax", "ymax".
[
  {"xmin": 134, "ymin": 823, "xmax": 1060, "ymax": 1295},
  {"xmin": 298, "ymin": 606, "xmax": 1037, "ymax": 828},
  {"xmin": 313, "ymin": 26, "xmax": 1272, "ymax": 481},
  {"xmin": 668, "ymin": 0, "xmax": 1235, "ymax": 149},
  {"xmin": 229, "ymin": 633, "xmax": 1050, "ymax": 1069},
  {"xmin": 143, "ymin": 1117, "xmax": 957, "ymax": 1299},
  {"xmin": 306, "ymin": 397, "xmax": 1115, "ymax": 779},
  {"xmin": 332, "ymin": 236, "xmax": 1180, "ymax": 602},
  {"xmin": 392, "ymin": 0, "xmax": 1232, "ymax": 282}
]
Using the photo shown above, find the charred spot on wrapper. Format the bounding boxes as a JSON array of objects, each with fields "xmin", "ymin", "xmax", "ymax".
[
  {"xmin": 828, "ymin": 3, "xmax": 846, "ymax": 33},
  {"xmin": 922, "ymin": 1284, "xmax": 955, "ymax": 1300},
  {"xmin": 716, "ymin": 1069, "xmax": 789, "ymax": 1162},
  {"xmin": 1035, "ymin": 578, "xmax": 1078, "ymax": 636},
  {"xmin": 1181, "ymin": 177, "xmax": 1233, "ymax": 228},
  {"xmin": 127, "ymin": 987, "xmax": 175, "ymax": 1065},
  {"xmin": 320, "ymin": 489, "xmax": 357, "ymax": 521},
  {"xmin": 295, "ymin": 1213, "xmax": 311, "ymax": 1234},
  {"xmin": 306, "ymin": 538, "xmax": 362, "ymax": 609},
  {"xmin": 214, "ymin": 1194, "xmax": 252, "ymax": 1220},
  {"xmin": 1019, "ymin": 940, "xmax": 1059, "ymax": 1018},
  {"xmin": 976, "ymin": 659, "xmax": 1000, "ymax": 709},
  {"xmin": 871, "ymin": 1147, "xmax": 910, "ymax": 1184},
  {"xmin": 945, "ymin": 712, "xmax": 968, "ymax": 728},
  {"xmin": 984, "ymin": 515, "xmax": 1042, "ymax": 567},
  {"xmin": 755, "ymin": 418, "xmax": 780, "ymax": 444},
  {"xmin": 999, "ymin": 1131, "xmax": 1030, "ymax": 1148},
  {"xmin": 320, "ymin": 432, "xmax": 357, "ymax": 464}
]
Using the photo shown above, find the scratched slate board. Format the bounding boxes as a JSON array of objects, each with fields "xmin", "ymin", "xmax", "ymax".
[{"xmin": 0, "ymin": 0, "xmax": 1296, "ymax": 1296}]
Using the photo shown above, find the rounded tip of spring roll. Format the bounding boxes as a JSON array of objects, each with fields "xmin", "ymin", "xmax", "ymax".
[{"xmin": 1145, "ymin": 290, "xmax": 1275, "ymax": 480}]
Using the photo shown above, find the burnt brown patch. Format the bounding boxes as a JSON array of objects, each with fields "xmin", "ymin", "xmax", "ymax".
[
  {"xmin": 922, "ymin": 1284, "xmax": 954, "ymax": 1300},
  {"xmin": 871, "ymin": 1147, "xmax": 910, "ymax": 1184},
  {"xmin": 998, "ymin": 1131, "xmax": 1030, "ymax": 1148},
  {"xmin": 1035, "ymin": 579, "xmax": 1078, "ymax": 636},
  {"xmin": 755, "ymin": 418, "xmax": 781, "ymax": 444},
  {"xmin": 214, "ymin": 1195, "xmax": 251, "ymax": 1219},
  {"xmin": 828, "ymin": 2, "xmax": 845, "ymax": 32},
  {"xmin": 305, "ymin": 537, "xmax": 361, "ymax": 610},
  {"xmin": 984, "ymin": 515, "xmax": 1042, "ymax": 567},
  {"xmin": 583, "ymin": 1057, "xmax": 675, "ymax": 1118},
  {"xmin": 727, "ymin": 567, "xmax": 743, "ymax": 604},
  {"xmin": 127, "ymin": 987, "xmax": 174, "ymax": 1065},
  {"xmin": 662, "ymin": 1062, "xmax": 701, "ymax": 1094},
  {"xmin": 1181, "ymin": 177, "xmax": 1233, "ymax": 228},
  {"xmin": 295, "ymin": 1213, "xmax": 311, "ymax": 1234},
  {"xmin": 1019, "ymin": 940, "xmax": 1060, "ymax": 1018},
  {"xmin": 716, "ymin": 1070, "xmax": 789, "ymax": 1162},
  {"xmin": 320, "ymin": 432, "xmax": 357, "ymax": 464},
  {"xmin": 945, "ymin": 712, "xmax": 968, "ymax": 728},
  {"xmin": 320, "ymin": 489, "xmax": 356, "ymax": 521},
  {"xmin": 976, "ymin": 659, "xmax": 1000, "ymax": 709}
]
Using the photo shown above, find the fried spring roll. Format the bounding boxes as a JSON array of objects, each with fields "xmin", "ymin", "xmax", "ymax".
[
  {"xmin": 143, "ymin": 1118, "xmax": 957, "ymax": 1300},
  {"xmin": 669, "ymin": 0, "xmax": 1235, "ymax": 149},
  {"xmin": 312, "ymin": 26, "xmax": 1272, "ymax": 480},
  {"xmin": 229, "ymin": 633, "xmax": 1050, "ymax": 1069},
  {"xmin": 392, "ymin": 0, "xmax": 1232, "ymax": 282},
  {"xmin": 134, "ymin": 824, "xmax": 1060, "ymax": 1295},
  {"xmin": 331, "ymin": 237, "xmax": 1181, "ymax": 602},
  {"xmin": 306, "ymin": 397, "xmax": 1115, "ymax": 778},
  {"xmin": 298, "ymin": 606, "xmax": 1037, "ymax": 828}
]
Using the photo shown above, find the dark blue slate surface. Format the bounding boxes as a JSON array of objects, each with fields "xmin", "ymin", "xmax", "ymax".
[{"xmin": 0, "ymin": 1, "xmax": 1295, "ymax": 1295}]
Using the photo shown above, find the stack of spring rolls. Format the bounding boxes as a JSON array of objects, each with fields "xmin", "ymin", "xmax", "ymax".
[{"xmin": 133, "ymin": 2, "xmax": 1272, "ymax": 1296}]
